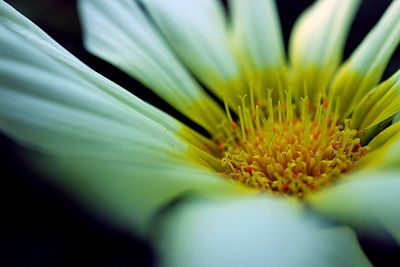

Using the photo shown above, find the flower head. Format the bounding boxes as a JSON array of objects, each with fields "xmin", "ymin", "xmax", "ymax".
[{"xmin": 0, "ymin": 0, "xmax": 399, "ymax": 266}]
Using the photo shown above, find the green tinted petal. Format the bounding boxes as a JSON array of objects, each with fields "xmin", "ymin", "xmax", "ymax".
[
  {"xmin": 330, "ymin": 0, "xmax": 400, "ymax": 116},
  {"xmin": 360, "ymin": 130, "xmax": 400, "ymax": 170},
  {"xmin": 156, "ymin": 196, "xmax": 371, "ymax": 267},
  {"xmin": 352, "ymin": 70, "xmax": 400, "ymax": 130},
  {"xmin": 141, "ymin": 0, "xmax": 245, "ymax": 107},
  {"xmin": 367, "ymin": 121, "xmax": 400, "ymax": 150},
  {"xmin": 393, "ymin": 112, "xmax": 400, "ymax": 123},
  {"xmin": 307, "ymin": 171, "xmax": 400, "ymax": 243},
  {"xmin": 290, "ymin": 0, "xmax": 360, "ymax": 102},
  {"xmin": 78, "ymin": 0, "xmax": 224, "ymax": 133}
]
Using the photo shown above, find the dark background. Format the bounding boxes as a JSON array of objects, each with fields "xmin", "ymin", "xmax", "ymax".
[{"xmin": 1, "ymin": 0, "xmax": 399, "ymax": 266}]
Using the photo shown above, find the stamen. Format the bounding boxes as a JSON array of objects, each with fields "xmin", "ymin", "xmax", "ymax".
[{"xmin": 214, "ymin": 91, "xmax": 367, "ymax": 197}]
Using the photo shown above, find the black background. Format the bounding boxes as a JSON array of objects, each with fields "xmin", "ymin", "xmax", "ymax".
[{"xmin": 1, "ymin": 0, "xmax": 399, "ymax": 266}]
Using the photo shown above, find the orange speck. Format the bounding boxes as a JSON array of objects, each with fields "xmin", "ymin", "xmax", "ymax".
[
  {"xmin": 283, "ymin": 184, "xmax": 290, "ymax": 192},
  {"xmin": 306, "ymin": 99, "xmax": 312, "ymax": 111},
  {"xmin": 203, "ymin": 144, "xmax": 211, "ymax": 152},
  {"xmin": 312, "ymin": 130, "xmax": 320, "ymax": 139},
  {"xmin": 256, "ymin": 101, "xmax": 265, "ymax": 108},
  {"xmin": 216, "ymin": 142, "xmax": 224, "ymax": 152},
  {"xmin": 352, "ymin": 143, "xmax": 361, "ymax": 152},
  {"xmin": 245, "ymin": 166, "xmax": 253, "ymax": 173},
  {"xmin": 322, "ymin": 98, "xmax": 329, "ymax": 109}
]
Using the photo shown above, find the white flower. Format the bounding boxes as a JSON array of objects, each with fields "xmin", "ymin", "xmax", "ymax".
[{"xmin": 0, "ymin": 0, "xmax": 399, "ymax": 266}]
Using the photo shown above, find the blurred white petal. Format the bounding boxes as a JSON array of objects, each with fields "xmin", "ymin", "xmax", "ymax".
[
  {"xmin": 156, "ymin": 196, "xmax": 371, "ymax": 267},
  {"xmin": 0, "ymin": 3, "xmax": 243, "ymax": 233},
  {"xmin": 307, "ymin": 171, "xmax": 400, "ymax": 244}
]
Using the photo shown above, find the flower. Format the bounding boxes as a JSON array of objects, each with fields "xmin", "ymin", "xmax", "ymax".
[{"xmin": 0, "ymin": 0, "xmax": 399, "ymax": 266}]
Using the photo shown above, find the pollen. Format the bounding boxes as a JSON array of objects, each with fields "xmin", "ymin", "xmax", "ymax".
[{"xmin": 213, "ymin": 89, "xmax": 367, "ymax": 197}]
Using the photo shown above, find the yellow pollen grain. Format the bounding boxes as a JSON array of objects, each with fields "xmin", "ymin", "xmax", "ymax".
[{"xmin": 214, "ymin": 90, "xmax": 367, "ymax": 197}]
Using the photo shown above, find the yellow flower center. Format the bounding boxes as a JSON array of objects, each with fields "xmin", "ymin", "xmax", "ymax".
[{"xmin": 213, "ymin": 90, "xmax": 367, "ymax": 197}]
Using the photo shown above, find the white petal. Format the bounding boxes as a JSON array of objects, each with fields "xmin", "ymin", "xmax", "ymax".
[
  {"xmin": 289, "ymin": 0, "xmax": 360, "ymax": 101},
  {"xmin": 229, "ymin": 0, "xmax": 287, "ymax": 101},
  {"xmin": 0, "ymin": 1, "xmax": 181, "ymax": 134},
  {"xmin": 156, "ymin": 196, "xmax": 371, "ymax": 267},
  {"xmin": 330, "ymin": 0, "xmax": 400, "ymax": 116},
  {"xmin": 307, "ymin": 171, "xmax": 400, "ymax": 244},
  {"xmin": 78, "ymin": 0, "xmax": 225, "ymax": 133},
  {"xmin": 342, "ymin": 0, "xmax": 400, "ymax": 74},
  {"xmin": 0, "ymin": 3, "xmax": 242, "ymax": 233},
  {"xmin": 230, "ymin": 0, "xmax": 285, "ymax": 69},
  {"xmin": 141, "ymin": 0, "xmax": 245, "ymax": 106},
  {"xmin": 290, "ymin": 0, "xmax": 360, "ymax": 69}
]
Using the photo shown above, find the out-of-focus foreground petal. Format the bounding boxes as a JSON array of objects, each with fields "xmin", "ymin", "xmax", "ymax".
[
  {"xmin": 307, "ymin": 171, "xmax": 400, "ymax": 244},
  {"xmin": 0, "ymin": 2, "xmax": 242, "ymax": 234},
  {"xmin": 156, "ymin": 197, "xmax": 372, "ymax": 267},
  {"xmin": 78, "ymin": 0, "xmax": 225, "ymax": 133}
]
